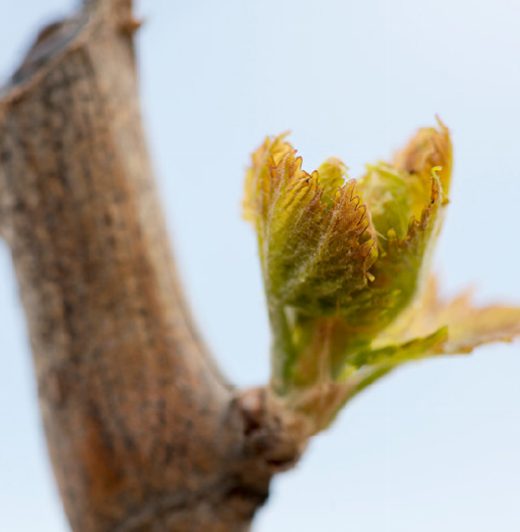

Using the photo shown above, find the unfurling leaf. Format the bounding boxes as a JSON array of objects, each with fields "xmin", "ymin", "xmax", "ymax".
[
  {"xmin": 376, "ymin": 276, "xmax": 520, "ymax": 355},
  {"xmin": 244, "ymin": 135, "xmax": 377, "ymax": 315},
  {"xmin": 243, "ymin": 121, "xmax": 520, "ymax": 433}
]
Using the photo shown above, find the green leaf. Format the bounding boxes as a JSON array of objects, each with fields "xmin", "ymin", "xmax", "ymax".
[
  {"xmin": 348, "ymin": 326, "xmax": 449, "ymax": 369},
  {"xmin": 244, "ymin": 135, "xmax": 378, "ymax": 316}
]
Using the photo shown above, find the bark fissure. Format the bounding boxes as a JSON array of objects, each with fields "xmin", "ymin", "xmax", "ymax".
[{"xmin": 0, "ymin": 1, "xmax": 307, "ymax": 530}]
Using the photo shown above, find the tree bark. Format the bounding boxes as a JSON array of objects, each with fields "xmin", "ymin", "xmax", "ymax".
[{"xmin": 0, "ymin": 1, "xmax": 307, "ymax": 530}]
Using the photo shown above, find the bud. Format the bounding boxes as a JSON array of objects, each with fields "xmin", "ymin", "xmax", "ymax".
[{"xmin": 244, "ymin": 121, "xmax": 520, "ymax": 433}]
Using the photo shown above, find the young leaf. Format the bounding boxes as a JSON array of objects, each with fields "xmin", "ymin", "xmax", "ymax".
[{"xmin": 376, "ymin": 276, "xmax": 520, "ymax": 355}]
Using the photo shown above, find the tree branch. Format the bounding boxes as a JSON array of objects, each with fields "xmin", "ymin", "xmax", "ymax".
[{"xmin": 0, "ymin": 2, "xmax": 308, "ymax": 530}]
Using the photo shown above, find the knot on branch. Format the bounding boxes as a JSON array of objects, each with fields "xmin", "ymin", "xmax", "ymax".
[{"xmin": 234, "ymin": 387, "xmax": 311, "ymax": 472}]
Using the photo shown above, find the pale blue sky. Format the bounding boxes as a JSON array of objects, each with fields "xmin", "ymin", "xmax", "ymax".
[{"xmin": 1, "ymin": 1, "xmax": 520, "ymax": 530}]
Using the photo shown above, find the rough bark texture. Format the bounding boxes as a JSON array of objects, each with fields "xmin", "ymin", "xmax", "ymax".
[{"xmin": 0, "ymin": 1, "xmax": 307, "ymax": 530}]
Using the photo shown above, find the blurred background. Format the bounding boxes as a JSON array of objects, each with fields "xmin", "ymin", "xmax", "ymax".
[{"xmin": 1, "ymin": 0, "xmax": 520, "ymax": 530}]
